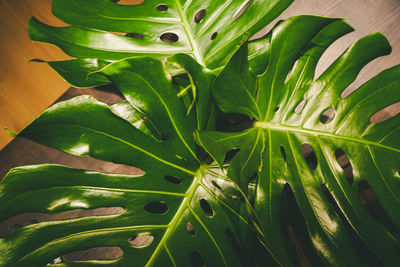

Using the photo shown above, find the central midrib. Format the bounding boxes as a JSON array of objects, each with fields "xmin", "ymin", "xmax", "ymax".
[
  {"xmin": 145, "ymin": 168, "xmax": 204, "ymax": 266},
  {"xmin": 174, "ymin": 0, "xmax": 204, "ymax": 65},
  {"xmin": 255, "ymin": 122, "xmax": 400, "ymax": 153}
]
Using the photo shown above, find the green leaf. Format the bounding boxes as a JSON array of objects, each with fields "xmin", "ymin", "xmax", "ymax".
[
  {"xmin": 99, "ymin": 57, "xmax": 199, "ymax": 160},
  {"xmin": 111, "ymin": 100, "xmax": 161, "ymax": 140},
  {"xmin": 0, "ymin": 59, "xmax": 259, "ymax": 266},
  {"xmin": 4, "ymin": 0, "xmax": 399, "ymax": 264},
  {"xmin": 200, "ymin": 15, "xmax": 400, "ymax": 266},
  {"xmin": 167, "ymin": 54, "xmax": 216, "ymax": 131},
  {"xmin": 195, "ymin": 129, "xmax": 264, "ymax": 192},
  {"xmin": 247, "ymin": 25, "xmax": 273, "ymax": 75},
  {"xmin": 212, "ymin": 43, "xmax": 260, "ymax": 120},
  {"xmin": 32, "ymin": 0, "xmax": 293, "ymax": 68},
  {"xmin": 47, "ymin": 58, "xmax": 112, "ymax": 88},
  {"xmin": 27, "ymin": 0, "xmax": 293, "ymax": 87},
  {"xmin": 0, "ymin": 164, "xmax": 250, "ymax": 266}
]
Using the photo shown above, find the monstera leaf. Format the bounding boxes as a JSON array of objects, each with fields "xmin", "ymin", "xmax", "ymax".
[
  {"xmin": 28, "ymin": 0, "xmax": 293, "ymax": 87},
  {"xmin": 2, "ymin": 0, "xmax": 400, "ymax": 265},
  {"xmin": 197, "ymin": 15, "xmax": 400, "ymax": 266},
  {"xmin": 0, "ymin": 56, "xmax": 268, "ymax": 266}
]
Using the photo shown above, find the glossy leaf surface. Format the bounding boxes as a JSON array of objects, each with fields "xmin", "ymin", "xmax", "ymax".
[
  {"xmin": 2, "ymin": 0, "xmax": 400, "ymax": 265},
  {"xmin": 0, "ymin": 58, "xmax": 257, "ymax": 266},
  {"xmin": 28, "ymin": 0, "xmax": 293, "ymax": 87},
  {"xmin": 198, "ymin": 15, "xmax": 400, "ymax": 266}
]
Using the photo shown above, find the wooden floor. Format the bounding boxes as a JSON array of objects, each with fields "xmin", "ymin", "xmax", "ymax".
[{"xmin": 0, "ymin": 0, "xmax": 71, "ymax": 150}]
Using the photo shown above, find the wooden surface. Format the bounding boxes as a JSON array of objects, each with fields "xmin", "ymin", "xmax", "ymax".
[{"xmin": 0, "ymin": 0, "xmax": 70, "ymax": 150}]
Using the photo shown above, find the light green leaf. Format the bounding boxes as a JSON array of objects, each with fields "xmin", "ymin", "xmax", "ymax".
[
  {"xmin": 201, "ymin": 15, "xmax": 400, "ymax": 266},
  {"xmin": 0, "ymin": 61, "xmax": 259, "ymax": 266},
  {"xmin": 0, "ymin": 164, "xmax": 250, "ymax": 266},
  {"xmin": 27, "ymin": 0, "xmax": 293, "ymax": 87},
  {"xmin": 31, "ymin": 0, "xmax": 293, "ymax": 68}
]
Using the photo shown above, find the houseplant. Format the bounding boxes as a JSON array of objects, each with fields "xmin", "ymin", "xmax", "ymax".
[{"xmin": 1, "ymin": 0, "xmax": 399, "ymax": 266}]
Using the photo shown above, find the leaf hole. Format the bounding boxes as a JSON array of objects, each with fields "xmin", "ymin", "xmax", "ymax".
[
  {"xmin": 156, "ymin": 4, "xmax": 168, "ymax": 11},
  {"xmin": 211, "ymin": 180, "xmax": 222, "ymax": 191},
  {"xmin": 294, "ymin": 99, "xmax": 306, "ymax": 113},
  {"xmin": 128, "ymin": 233, "xmax": 154, "ymax": 248},
  {"xmin": 62, "ymin": 247, "xmax": 123, "ymax": 262},
  {"xmin": 190, "ymin": 251, "xmax": 206, "ymax": 267},
  {"xmin": 47, "ymin": 257, "xmax": 63, "ymax": 265},
  {"xmin": 200, "ymin": 198, "xmax": 213, "ymax": 217},
  {"xmin": 186, "ymin": 222, "xmax": 196, "ymax": 235},
  {"xmin": 144, "ymin": 201, "xmax": 168, "ymax": 214},
  {"xmin": 126, "ymin": 33, "xmax": 144, "ymax": 39},
  {"xmin": 194, "ymin": 9, "xmax": 206, "ymax": 23},
  {"xmin": 210, "ymin": 32, "xmax": 218, "ymax": 40},
  {"xmin": 233, "ymin": 0, "xmax": 253, "ymax": 20},
  {"xmin": 114, "ymin": 0, "xmax": 144, "ymax": 5},
  {"xmin": 280, "ymin": 145, "xmax": 287, "ymax": 162},
  {"xmin": 160, "ymin": 32, "xmax": 179, "ymax": 43},
  {"xmin": 340, "ymin": 86, "xmax": 355, "ymax": 99},
  {"xmin": 274, "ymin": 104, "xmax": 280, "ymax": 112},
  {"xmin": 164, "ymin": 175, "xmax": 182, "ymax": 184},
  {"xmin": 0, "ymin": 207, "xmax": 124, "ymax": 238},
  {"xmin": 334, "ymin": 149, "xmax": 354, "ymax": 185},
  {"xmin": 358, "ymin": 180, "xmax": 399, "ymax": 235},
  {"xmin": 370, "ymin": 102, "xmax": 400, "ymax": 123},
  {"xmin": 320, "ymin": 108, "xmax": 335, "ymax": 124},
  {"xmin": 301, "ymin": 143, "xmax": 318, "ymax": 170}
]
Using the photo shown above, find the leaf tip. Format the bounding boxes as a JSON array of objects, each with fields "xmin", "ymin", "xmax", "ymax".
[{"xmin": 4, "ymin": 127, "xmax": 17, "ymax": 138}]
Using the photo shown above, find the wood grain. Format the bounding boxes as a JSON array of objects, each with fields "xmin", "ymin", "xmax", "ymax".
[{"xmin": 0, "ymin": 0, "xmax": 71, "ymax": 150}]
